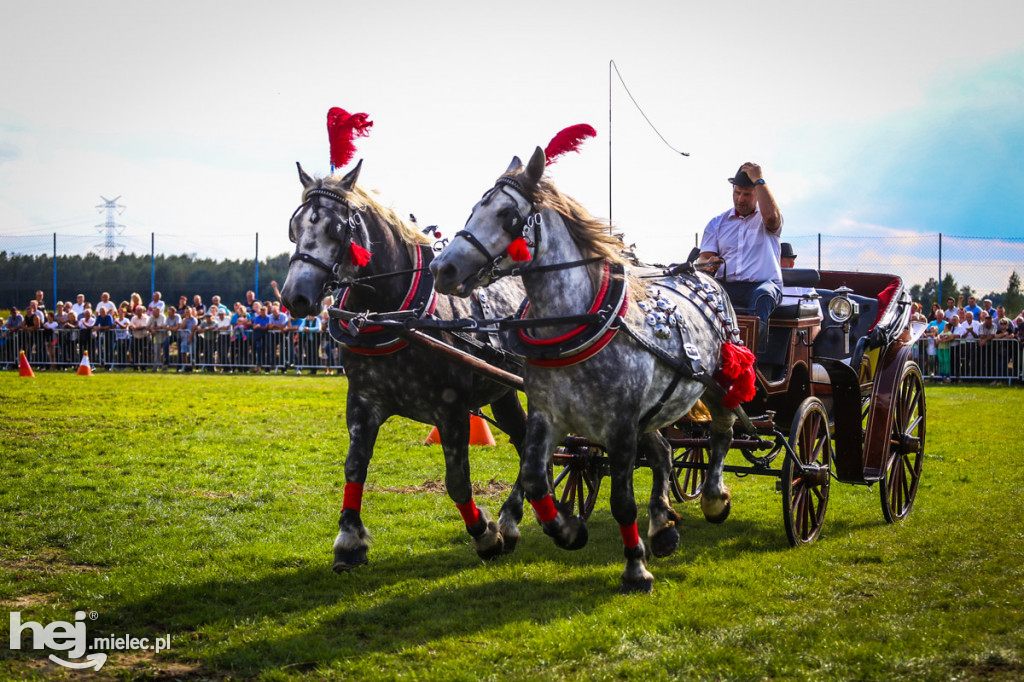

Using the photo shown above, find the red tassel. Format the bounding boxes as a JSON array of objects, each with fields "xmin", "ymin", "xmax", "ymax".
[
  {"xmin": 717, "ymin": 342, "xmax": 757, "ymax": 409},
  {"xmin": 544, "ymin": 124, "xmax": 597, "ymax": 166},
  {"xmin": 327, "ymin": 107, "xmax": 373, "ymax": 169},
  {"xmin": 349, "ymin": 242, "xmax": 372, "ymax": 266},
  {"xmin": 506, "ymin": 237, "xmax": 532, "ymax": 262}
]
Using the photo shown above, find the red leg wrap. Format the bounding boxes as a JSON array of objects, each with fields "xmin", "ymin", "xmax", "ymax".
[
  {"xmin": 530, "ymin": 495, "xmax": 559, "ymax": 523},
  {"xmin": 620, "ymin": 522, "xmax": 640, "ymax": 548},
  {"xmin": 342, "ymin": 482, "xmax": 364, "ymax": 512},
  {"xmin": 456, "ymin": 499, "xmax": 481, "ymax": 526}
]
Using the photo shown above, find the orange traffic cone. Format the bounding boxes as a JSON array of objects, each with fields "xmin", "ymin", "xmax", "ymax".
[
  {"xmin": 469, "ymin": 414, "xmax": 496, "ymax": 446},
  {"xmin": 77, "ymin": 351, "xmax": 93, "ymax": 376},
  {"xmin": 19, "ymin": 350, "xmax": 35, "ymax": 377},
  {"xmin": 423, "ymin": 415, "xmax": 497, "ymax": 446}
]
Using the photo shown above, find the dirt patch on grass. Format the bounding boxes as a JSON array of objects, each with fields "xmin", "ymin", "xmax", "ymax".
[
  {"xmin": 7, "ymin": 548, "xmax": 104, "ymax": 574},
  {"xmin": 0, "ymin": 592, "xmax": 57, "ymax": 609},
  {"xmin": 9, "ymin": 651, "xmax": 213, "ymax": 681},
  {"xmin": 374, "ymin": 478, "xmax": 512, "ymax": 497}
]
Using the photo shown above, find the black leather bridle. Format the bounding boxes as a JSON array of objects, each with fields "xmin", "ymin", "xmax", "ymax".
[{"xmin": 288, "ymin": 187, "xmax": 364, "ymax": 281}]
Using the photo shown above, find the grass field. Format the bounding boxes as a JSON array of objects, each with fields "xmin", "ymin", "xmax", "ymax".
[{"xmin": 1, "ymin": 372, "xmax": 1023, "ymax": 681}]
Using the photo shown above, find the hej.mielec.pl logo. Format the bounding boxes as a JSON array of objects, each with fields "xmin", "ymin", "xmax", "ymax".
[{"xmin": 9, "ymin": 610, "xmax": 171, "ymax": 671}]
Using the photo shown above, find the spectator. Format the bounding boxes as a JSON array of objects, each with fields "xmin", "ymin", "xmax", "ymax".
[
  {"xmin": 954, "ymin": 311, "xmax": 981, "ymax": 378},
  {"xmin": 130, "ymin": 305, "xmax": 151, "ymax": 369},
  {"xmin": 320, "ymin": 308, "xmax": 340, "ymax": 375},
  {"xmin": 942, "ymin": 297, "xmax": 957, "ymax": 322},
  {"xmin": 165, "ymin": 306, "xmax": 182, "ymax": 367},
  {"xmin": 34, "ymin": 289, "xmax": 46, "ymax": 314},
  {"xmin": 910, "ymin": 302, "xmax": 927, "ymax": 324},
  {"xmin": 995, "ymin": 305, "xmax": 1007, "ymax": 322},
  {"xmin": 148, "ymin": 291, "xmax": 166, "ymax": 316},
  {"xmin": 924, "ymin": 309, "xmax": 946, "ymax": 378},
  {"xmin": 113, "ymin": 307, "xmax": 131, "ymax": 368},
  {"xmin": 77, "ymin": 309, "xmax": 95, "ymax": 361},
  {"xmin": 267, "ymin": 301, "xmax": 290, "ymax": 371},
  {"xmin": 42, "ymin": 311, "xmax": 58, "ymax": 369},
  {"xmin": 209, "ymin": 295, "xmax": 229, "ymax": 315},
  {"xmin": 244, "ymin": 290, "xmax": 257, "ymax": 313},
  {"xmin": 93, "ymin": 304, "xmax": 115, "ymax": 369},
  {"xmin": 95, "ymin": 292, "xmax": 117, "ymax": 317},
  {"xmin": 963, "ymin": 296, "xmax": 982, "ymax": 320},
  {"xmin": 251, "ymin": 302, "xmax": 270, "ymax": 372},
  {"xmin": 778, "ymin": 242, "xmax": 822, "ymax": 316},
  {"xmin": 130, "ymin": 293, "xmax": 144, "ymax": 315},
  {"xmin": 195, "ymin": 313, "xmax": 218, "ymax": 370},
  {"xmin": 193, "ymin": 294, "xmax": 206, "ymax": 317},
  {"xmin": 980, "ymin": 298, "xmax": 996, "ymax": 320},
  {"xmin": 994, "ymin": 316, "xmax": 1015, "ymax": 382},
  {"xmin": 60, "ymin": 310, "xmax": 79, "ymax": 367},
  {"xmin": 214, "ymin": 308, "xmax": 232, "ymax": 370},
  {"xmin": 148, "ymin": 306, "xmax": 169, "ymax": 369},
  {"xmin": 23, "ymin": 301, "xmax": 43, "ymax": 362},
  {"xmin": 177, "ymin": 295, "xmax": 189, "ymax": 312},
  {"xmin": 297, "ymin": 314, "xmax": 321, "ymax": 374},
  {"xmin": 71, "ymin": 294, "xmax": 87, "ymax": 317},
  {"xmin": 177, "ymin": 307, "xmax": 197, "ymax": 372},
  {"xmin": 229, "ymin": 303, "xmax": 252, "ymax": 368},
  {"xmin": 6, "ymin": 307, "xmax": 24, "ymax": 333},
  {"xmin": 939, "ymin": 313, "xmax": 959, "ymax": 382}
]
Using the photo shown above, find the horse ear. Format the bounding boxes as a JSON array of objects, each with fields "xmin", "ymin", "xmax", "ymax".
[
  {"xmin": 340, "ymin": 159, "xmax": 363, "ymax": 191},
  {"xmin": 505, "ymin": 156, "xmax": 524, "ymax": 174},
  {"xmin": 525, "ymin": 146, "xmax": 546, "ymax": 184},
  {"xmin": 296, "ymin": 162, "xmax": 314, "ymax": 189}
]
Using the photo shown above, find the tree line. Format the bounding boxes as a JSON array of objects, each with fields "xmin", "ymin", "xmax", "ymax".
[
  {"xmin": 909, "ymin": 271, "xmax": 1024, "ymax": 316},
  {"xmin": 0, "ymin": 251, "xmax": 291, "ymax": 311}
]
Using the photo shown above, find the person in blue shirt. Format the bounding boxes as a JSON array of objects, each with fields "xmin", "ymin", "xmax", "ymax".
[{"xmin": 250, "ymin": 302, "xmax": 270, "ymax": 372}]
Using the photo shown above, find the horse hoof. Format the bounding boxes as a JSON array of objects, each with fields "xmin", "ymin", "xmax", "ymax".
[
  {"xmin": 619, "ymin": 574, "xmax": 654, "ymax": 594},
  {"xmin": 333, "ymin": 547, "xmax": 368, "ymax": 572},
  {"xmin": 500, "ymin": 531, "xmax": 520, "ymax": 555},
  {"xmin": 544, "ymin": 515, "xmax": 589, "ymax": 551},
  {"xmin": 474, "ymin": 535, "xmax": 505, "ymax": 561},
  {"xmin": 703, "ymin": 498, "xmax": 732, "ymax": 524},
  {"xmin": 650, "ymin": 525, "xmax": 680, "ymax": 558}
]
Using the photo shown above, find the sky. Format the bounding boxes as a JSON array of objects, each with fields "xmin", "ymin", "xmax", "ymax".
[{"xmin": 2, "ymin": 0, "xmax": 1023, "ymax": 293}]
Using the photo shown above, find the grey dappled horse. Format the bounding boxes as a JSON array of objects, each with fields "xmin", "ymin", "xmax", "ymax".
[
  {"xmin": 281, "ymin": 161, "xmax": 529, "ymax": 571},
  {"xmin": 431, "ymin": 148, "xmax": 738, "ymax": 593}
]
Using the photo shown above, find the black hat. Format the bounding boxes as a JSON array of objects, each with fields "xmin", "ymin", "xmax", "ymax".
[
  {"xmin": 728, "ymin": 165, "xmax": 755, "ymax": 187},
  {"xmin": 780, "ymin": 242, "xmax": 796, "ymax": 260}
]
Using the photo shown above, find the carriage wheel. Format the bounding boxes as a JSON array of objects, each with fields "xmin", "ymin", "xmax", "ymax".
[
  {"xmin": 781, "ymin": 397, "xmax": 832, "ymax": 547},
  {"xmin": 669, "ymin": 447, "xmax": 707, "ymax": 502},
  {"xmin": 551, "ymin": 447, "xmax": 602, "ymax": 520},
  {"xmin": 880, "ymin": 362, "xmax": 926, "ymax": 523}
]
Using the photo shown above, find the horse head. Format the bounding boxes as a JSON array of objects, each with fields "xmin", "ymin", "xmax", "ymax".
[
  {"xmin": 431, "ymin": 147, "xmax": 546, "ymax": 297},
  {"xmin": 281, "ymin": 161, "xmax": 373, "ymax": 317}
]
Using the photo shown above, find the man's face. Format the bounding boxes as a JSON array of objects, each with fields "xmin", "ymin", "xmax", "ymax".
[
  {"xmin": 946, "ymin": 299, "xmax": 954, "ymax": 309},
  {"xmin": 968, "ymin": 298, "xmax": 976, "ymax": 307},
  {"xmin": 951, "ymin": 315, "xmax": 960, "ymax": 325},
  {"xmin": 780, "ymin": 257, "xmax": 796, "ymax": 269},
  {"xmin": 965, "ymin": 311, "xmax": 974, "ymax": 322},
  {"xmin": 732, "ymin": 185, "xmax": 757, "ymax": 217}
]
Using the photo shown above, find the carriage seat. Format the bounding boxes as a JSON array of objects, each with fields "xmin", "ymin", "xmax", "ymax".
[{"xmin": 726, "ymin": 268, "xmax": 822, "ymax": 320}]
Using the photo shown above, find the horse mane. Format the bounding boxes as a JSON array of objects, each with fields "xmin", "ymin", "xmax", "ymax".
[{"xmin": 310, "ymin": 175, "xmax": 430, "ymax": 246}]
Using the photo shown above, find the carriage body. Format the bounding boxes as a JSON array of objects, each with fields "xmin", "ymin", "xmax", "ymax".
[{"xmin": 556, "ymin": 265, "xmax": 927, "ymax": 546}]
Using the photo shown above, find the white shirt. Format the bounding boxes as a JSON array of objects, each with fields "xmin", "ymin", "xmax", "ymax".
[
  {"xmin": 95, "ymin": 300, "xmax": 117, "ymax": 315},
  {"xmin": 700, "ymin": 207, "xmax": 783, "ymax": 287},
  {"xmin": 954, "ymin": 320, "xmax": 980, "ymax": 341}
]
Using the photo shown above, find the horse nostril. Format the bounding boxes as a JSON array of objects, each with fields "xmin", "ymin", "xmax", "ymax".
[{"xmin": 436, "ymin": 263, "xmax": 458, "ymax": 290}]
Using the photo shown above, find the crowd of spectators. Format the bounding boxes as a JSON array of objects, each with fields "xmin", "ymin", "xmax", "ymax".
[
  {"xmin": 912, "ymin": 295, "xmax": 1024, "ymax": 383},
  {"xmin": 1, "ymin": 284, "xmax": 343, "ymax": 375}
]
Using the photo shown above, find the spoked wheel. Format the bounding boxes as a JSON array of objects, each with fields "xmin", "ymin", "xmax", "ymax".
[
  {"xmin": 880, "ymin": 362, "xmax": 926, "ymax": 523},
  {"xmin": 782, "ymin": 397, "xmax": 833, "ymax": 546},
  {"xmin": 669, "ymin": 447, "xmax": 707, "ymax": 502},
  {"xmin": 551, "ymin": 445, "xmax": 603, "ymax": 520}
]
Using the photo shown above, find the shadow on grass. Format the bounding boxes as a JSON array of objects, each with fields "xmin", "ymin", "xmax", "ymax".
[{"xmin": 100, "ymin": 510, "xmax": 794, "ymax": 676}]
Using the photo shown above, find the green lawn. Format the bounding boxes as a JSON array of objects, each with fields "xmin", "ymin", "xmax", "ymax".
[{"xmin": 1, "ymin": 373, "xmax": 1022, "ymax": 680}]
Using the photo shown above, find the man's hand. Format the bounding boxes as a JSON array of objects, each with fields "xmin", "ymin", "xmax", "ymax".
[
  {"xmin": 694, "ymin": 255, "xmax": 724, "ymax": 276},
  {"xmin": 740, "ymin": 162, "xmax": 763, "ymax": 183}
]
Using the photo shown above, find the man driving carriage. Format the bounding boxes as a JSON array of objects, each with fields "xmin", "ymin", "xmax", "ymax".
[{"xmin": 695, "ymin": 162, "xmax": 783, "ymax": 349}]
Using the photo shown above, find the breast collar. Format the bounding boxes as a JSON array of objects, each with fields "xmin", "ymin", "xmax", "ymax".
[
  {"xmin": 502, "ymin": 261, "xmax": 630, "ymax": 367},
  {"xmin": 327, "ymin": 243, "xmax": 438, "ymax": 355}
]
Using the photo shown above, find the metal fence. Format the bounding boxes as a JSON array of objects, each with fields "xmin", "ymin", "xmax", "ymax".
[
  {"xmin": 1, "ymin": 328, "xmax": 345, "ymax": 374},
  {"xmin": 911, "ymin": 337, "xmax": 1021, "ymax": 385}
]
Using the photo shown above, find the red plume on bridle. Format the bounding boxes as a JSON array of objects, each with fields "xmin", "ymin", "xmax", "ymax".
[
  {"xmin": 327, "ymin": 107, "xmax": 373, "ymax": 171},
  {"xmin": 544, "ymin": 124, "xmax": 597, "ymax": 166}
]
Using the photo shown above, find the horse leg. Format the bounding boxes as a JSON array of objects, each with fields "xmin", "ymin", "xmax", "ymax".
[
  {"xmin": 333, "ymin": 396, "xmax": 382, "ymax": 572},
  {"xmin": 436, "ymin": 413, "xmax": 505, "ymax": 561},
  {"xmin": 607, "ymin": 429, "xmax": 654, "ymax": 593},
  {"xmin": 489, "ymin": 391, "xmax": 528, "ymax": 554},
  {"xmin": 520, "ymin": 411, "xmax": 588, "ymax": 550},
  {"xmin": 639, "ymin": 430, "xmax": 681, "ymax": 558},
  {"xmin": 700, "ymin": 398, "xmax": 736, "ymax": 524}
]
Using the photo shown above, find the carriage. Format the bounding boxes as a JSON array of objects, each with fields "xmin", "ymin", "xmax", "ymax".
[
  {"xmin": 550, "ymin": 264, "xmax": 927, "ymax": 547},
  {"xmin": 283, "ymin": 142, "xmax": 928, "ymax": 592}
]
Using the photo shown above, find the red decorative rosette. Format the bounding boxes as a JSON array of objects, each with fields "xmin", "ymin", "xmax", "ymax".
[{"xmin": 507, "ymin": 237, "xmax": 532, "ymax": 262}]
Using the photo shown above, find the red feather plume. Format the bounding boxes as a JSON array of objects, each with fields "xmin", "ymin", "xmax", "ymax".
[
  {"xmin": 544, "ymin": 124, "xmax": 597, "ymax": 166},
  {"xmin": 327, "ymin": 107, "xmax": 374, "ymax": 170}
]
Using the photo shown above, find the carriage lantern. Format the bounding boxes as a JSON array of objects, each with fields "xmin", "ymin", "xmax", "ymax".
[{"xmin": 828, "ymin": 285, "xmax": 859, "ymax": 323}]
